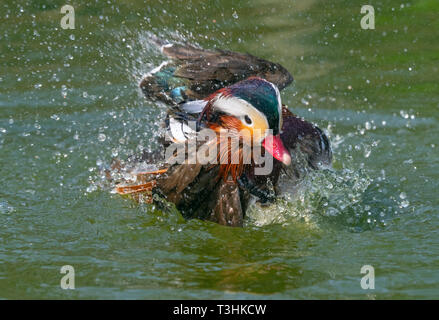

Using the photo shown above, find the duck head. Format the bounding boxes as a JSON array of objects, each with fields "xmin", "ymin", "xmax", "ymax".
[{"xmin": 200, "ymin": 77, "xmax": 291, "ymax": 167}]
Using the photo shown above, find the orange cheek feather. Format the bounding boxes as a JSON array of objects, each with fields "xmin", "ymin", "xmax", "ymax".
[{"xmin": 216, "ymin": 116, "xmax": 253, "ymax": 143}]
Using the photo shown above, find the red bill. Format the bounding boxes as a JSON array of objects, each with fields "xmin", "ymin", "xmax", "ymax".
[{"xmin": 262, "ymin": 134, "xmax": 291, "ymax": 165}]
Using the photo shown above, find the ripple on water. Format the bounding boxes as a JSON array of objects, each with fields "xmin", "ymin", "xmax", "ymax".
[{"xmin": 0, "ymin": 200, "xmax": 14, "ymax": 214}]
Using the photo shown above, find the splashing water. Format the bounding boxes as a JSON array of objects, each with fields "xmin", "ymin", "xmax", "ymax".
[
  {"xmin": 91, "ymin": 31, "xmax": 403, "ymax": 234},
  {"xmin": 2, "ymin": 0, "xmax": 438, "ymax": 300},
  {"xmin": 245, "ymin": 166, "xmax": 396, "ymax": 232}
]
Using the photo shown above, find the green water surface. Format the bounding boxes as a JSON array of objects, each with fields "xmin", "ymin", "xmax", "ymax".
[{"xmin": 0, "ymin": 0, "xmax": 438, "ymax": 299}]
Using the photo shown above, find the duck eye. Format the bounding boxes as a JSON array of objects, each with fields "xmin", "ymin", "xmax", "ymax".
[{"xmin": 244, "ymin": 115, "xmax": 252, "ymax": 125}]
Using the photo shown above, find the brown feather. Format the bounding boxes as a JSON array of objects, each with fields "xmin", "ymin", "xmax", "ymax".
[
  {"xmin": 141, "ymin": 43, "xmax": 294, "ymax": 102},
  {"xmin": 208, "ymin": 179, "xmax": 243, "ymax": 227},
  {"xmin": 115, "ymin": 181, "xmax": 156, "ymax": 195},
  {"xmin": 162, "ymin": 44, "xmax": 292, "ymax": 89},
  {"xmin": 157, "ymin": 162, "xmax": 203, "ymax": 204}
]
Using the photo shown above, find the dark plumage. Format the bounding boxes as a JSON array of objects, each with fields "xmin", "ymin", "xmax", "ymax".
[
  {"xmin": 110, "ymin": 41, "xmax": 331, "ymax": 227},
  {"xmin": 140, "ymin": 40, "xmax": 293, "ymax": 103}
]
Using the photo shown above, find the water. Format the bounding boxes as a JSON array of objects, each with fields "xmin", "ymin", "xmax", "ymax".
[{"xmin": 1, "ymin": 0, "xmax": 438, "ymax": 299}]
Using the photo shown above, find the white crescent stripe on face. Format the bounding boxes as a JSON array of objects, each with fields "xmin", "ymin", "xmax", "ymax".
[
  {"xmin": 213, "ymin": 94, "xmax": 268, "ymax": 120},
  {"xmin": 211, "ymin": 94, "xmax": 270, "ymax": 142}
]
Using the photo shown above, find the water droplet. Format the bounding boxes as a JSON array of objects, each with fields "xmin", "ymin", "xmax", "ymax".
[
  {"xmin": 0, "ymin": 201, "xmax": 14, "ymax": 214},
  {"xmin": 365, "ymin": 122, "xmax": 371, "ymax": 130},
  {"xmin": 400, "ymin": 200, "xmax": 409, "ymax": 208},
  {"xmin": 364, "ymin": 146, "xmax": 371, "ymax": 158},
  {"xmin": 400, "ymin": 110, "xmax": 409, "ymax": 119},
  {"xmin": 301, "ymin": 98, "xmax": 309, "ymax": 106},
  {"xmin": 86, "ymin": 185, "xmax": 97, "ymax": 193}
]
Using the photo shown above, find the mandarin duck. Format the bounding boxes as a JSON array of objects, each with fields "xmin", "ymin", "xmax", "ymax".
[{"xmin": 109, "ymin": 40, "xmax": 332, "ymax": 227}]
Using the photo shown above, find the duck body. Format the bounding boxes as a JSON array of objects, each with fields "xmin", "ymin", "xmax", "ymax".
[{"xmin": 111, "ymin": 40, "xmax": 332, "ymax": 227}]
